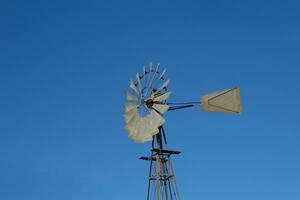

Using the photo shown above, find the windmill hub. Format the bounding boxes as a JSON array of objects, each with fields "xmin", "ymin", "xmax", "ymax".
[{"xmin": 145, "ymin": 99, "xmax": 154, "ymax": 108}]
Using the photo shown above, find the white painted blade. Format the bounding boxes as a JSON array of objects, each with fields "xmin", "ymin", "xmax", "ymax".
[
  {"xmin": 124, "ymin": 114, "xmax": 140, "ymax": 133},
  {"xmin": 148, "ymin": 109, "xmax": 165, "ymax": 128},
  {"xmin": 154, "ymin": 63, "xmax": 159, "ymax": 74},
  {"xmin": 159, "ymin": 68, "xmax": 166, "ymax": 80},
  {"xmin": 153, "ymin": 92, "xmax": 171, "ymax": 102},
  {"xmin": 129, "ymin": 131, "xmax": 154, "ymax": 143},
  {"xmin": 129, "ymin": 117, "xmax": 158, "ymax": 142},
  {"xmin": 136, "ymin": 73, "xmax": 142, "ymax": 92},
  {"xmin": 152, "ymin": 80, "xmax": 170, "ymax": 97},
  {"xmin": 124, "ymin": 103, "xmax": 138, "ymax": 112},
  {"xmin": 124, "ymin": 109, "xmax": 165, "ymax": 143},
  {"xmin": 152, "ymin": 103, "xmax": 170, "ymax": 113},
  {"xmin": 123, "ymin": 108, "xmax": 138, "ymax": 123},
  {"xmin": 148, "ymin": 63, "xmax": 159, "ymax": 91},
  {"xmin": 130, "ymin": 80, "xmax": 139, "ymax": 95},
  {"xmin": 143, "ymin": 65, "xmax": 146, "ymax": 75},
  {"xmin": 125, "ymin": 91, "xmax": 138, "ymax": 101}
]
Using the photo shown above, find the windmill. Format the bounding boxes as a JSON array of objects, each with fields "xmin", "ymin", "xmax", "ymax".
[{"xmin": 123, "ymin": 63, "xmax": 242, "ymax": 200}]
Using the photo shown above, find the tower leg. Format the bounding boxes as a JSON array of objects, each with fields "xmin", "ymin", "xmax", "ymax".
[{"xmin": 141, "ymin": 127, "xmax": 181, "ymax": 200}]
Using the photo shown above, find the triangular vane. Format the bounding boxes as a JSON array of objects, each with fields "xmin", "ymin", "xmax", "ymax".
[{"xmin": 201, "ymin": 87, "xmax": 242, "ymax": 114}]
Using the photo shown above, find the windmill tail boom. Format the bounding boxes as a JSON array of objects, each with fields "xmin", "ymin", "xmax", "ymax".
[{"xmin": 168, "ymin": 102, "xmax": 200, "ymax": 111}]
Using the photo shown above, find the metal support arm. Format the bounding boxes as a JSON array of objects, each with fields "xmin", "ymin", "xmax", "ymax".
[{"xmin": 168, "ymin": 102, "xmax": 201, "ymax": 111}]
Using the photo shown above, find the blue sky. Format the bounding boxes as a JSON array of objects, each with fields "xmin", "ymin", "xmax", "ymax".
[{"xmin": 1, "ymin": 0, "xmax": 300, "ymax": 199}]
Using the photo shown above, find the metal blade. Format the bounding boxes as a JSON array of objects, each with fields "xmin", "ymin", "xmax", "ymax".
[
  {"xmin": 151, "ymin": 79, "xmax": 170, "ymax": 97},
  {"xmin": 124, "ymin": 103, "xmax": 138, "ymax": 112},
  {"xmin": 152, "ymin": 103, "xmax": 170, "ymax": 113},
  {"xmin": 136, "ymin": 72, "xmax": 142, "ymax": 93},
  {"xmin": 123, "ymin": 108, "xmax": 138, "ymax": 123},
  {"xmin": 143, "ymin": 65, "xmax": 147, "ymax": 76},
  {"xmin": 126, "ymin": 91, "xmax": 138, "ymax": 101},
  {"xmin": 148, "ymin": 109, "xmax": 165, "ymax": 128},
  {"xmin": 159, "ymin": 68, "xmax": 166, "ymax": 80},
  {"xmin": 125, "ymin": 109, "xmax": 164, "ymax": 142},
  {"xmin": 130, "ymin": 117, "xmax": 155, "ymax": 142},
  {"xmin": 130, "ymin": 80, "xmax": 139, "ymax": 94},
  {"xmin": 153, "ymin": 92, "xmax": 171, "ymax": 102},
  {"xmin": 124, "ymin": 114, "xmax": 140, "ymax": 133},
  {"xmin": 149, "ymin": 63, "xmax": 159, "ymax": 91}
]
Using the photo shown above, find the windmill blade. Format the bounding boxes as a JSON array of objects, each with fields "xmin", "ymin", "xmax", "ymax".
[
  {"xmin": 136, "ymin": 73, "xmax": 142, "ymax": 92},
  {"xmin": 149, "ymin": 63, "xmax": 159, "ymax": 89},
  {"xmin": 143, "ymin": 119, "xmax": 160, "ymax": 137},
  {"xmin": 124, "ymin": 114, "xmax": 140, "ymax": 133},
  {"xmin": 125, "ymin": 109, "xmax": 165, "ymax": 142},
  {"xmin": 141, "ymin": 65, "xmax": 149, "ymax": 93},
  {"xmin": 126, "ymin": 91, "xmax": 138, "ymax": 101},
  {"xmin": 134, "ymin": 128, "xmax": 157, "ymax": 142},
  {"xmin": 127, "ymin": 116, "xmax": 159, "ymax": 143},
  {"xmin": 149, "ymin": 109, "xmax": 165, "ymax": 128},
  {"xmin": 130, "ymin": 118, "xmax": 158, "ymax": 143},
  {"xmin": 143, "ymin": 66, "xmax": 147, "ymax": 84},
  {"xmin": 129, "ymin": 131, "xmax": 154, "ymax": 143},
  {"xmin": 201, "ymin": 87, "xmax": 242, "ymax": 113},
  {"xmin": 123, "ymin": 108, "xmax": 138, "ymax": 123},
  {"xmin": 143, "ymin": 65, "xmax": 146, "ymax": 75},
  {"xmin": 130, "ymin": 135, "xmax": 152, "ymax": 143},
  {"xmin": 153, "ymin": 92, "xmax": 171, "ymax": 102},
  {"xmin": 130, "ymin": 80, "xmax": 139, "ymax": 95},
  {"xmin": 147, "ymin": 63, "xmax": 159, "ymax": 96},
  {"xmin": 159, "ymin": 68, "xmax": 166, "ymax": 80},
  {"xmin": 124, "ymin": 102, "xmax": 138, "ymax": 112},
  {"xmin": 153, "ymin": 103, "xmax": 170, "ymax": 113},
  {"xmin": 151, "ymin": 80, "xmax": 170, "ymax": 97}
]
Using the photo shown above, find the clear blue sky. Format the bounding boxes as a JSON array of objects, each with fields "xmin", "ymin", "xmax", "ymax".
[{"xmin": 1, "ymin": 0, "xmax": 300, "ymax": 199}]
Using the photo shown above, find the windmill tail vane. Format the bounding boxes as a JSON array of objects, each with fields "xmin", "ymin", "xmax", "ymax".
[
  {"xmin": 168, "ymin": 87, "xmax": 242, "ymax": 113},
  {"xmin": 123, "ymin": 63, "xmax": 243, "ymax": 200}
]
